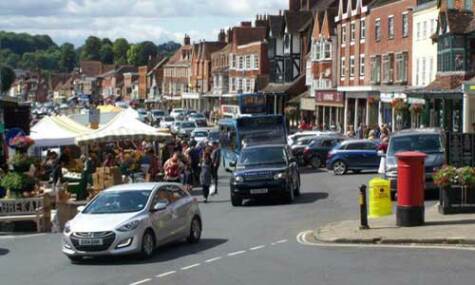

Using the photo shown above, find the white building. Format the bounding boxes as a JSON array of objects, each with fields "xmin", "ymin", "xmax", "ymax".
[{"xmin": 412, "ymin": 1, "xmax": 438, "ymax": 88}]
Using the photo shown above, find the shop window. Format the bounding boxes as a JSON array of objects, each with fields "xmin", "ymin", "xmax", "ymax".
[{"xmin": 375, "ymin": 19, "xmax": 381, "ymax": 41}]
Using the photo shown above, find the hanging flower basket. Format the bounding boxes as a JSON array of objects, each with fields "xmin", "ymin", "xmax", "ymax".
[
  {"xmin": 391, "ymin": 98, "xmax": 407, "ymax": 114},
  {"xmin": 410, "ymin": 103, "xmax": 423, "ymax": 114},
  {"xmin": 8, "ymin": 135, "xmax": 35, "ymax": 151}
]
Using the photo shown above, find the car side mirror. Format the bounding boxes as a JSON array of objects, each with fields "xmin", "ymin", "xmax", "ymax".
[
  {"xmin": 377, "ymin": 150, "xmax": 386, "ymax": 157},
  {"xmin": 152, "ymin": 200, "xmax": 169, "ymax": 212},
  {"xmin": 77, "ymin": 206, "xmax": 85, "ymax": 213}
]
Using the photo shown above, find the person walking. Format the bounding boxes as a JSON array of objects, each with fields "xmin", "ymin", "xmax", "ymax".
[
  {"xmin": 210, "ymin": 141, "xmax": 221, "ymax": 195},
  {"xmin": 200, "ymin": 150, "xmax": 212, "ymax": 203}
]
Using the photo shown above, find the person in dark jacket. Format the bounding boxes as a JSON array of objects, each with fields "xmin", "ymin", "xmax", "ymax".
[
  {"xmin": 200, "ymin": 150, "xmax": 212, "ymax": 203},
  {"xmin": 210, "ymin": 141, "xmax": 221, "ymax": 195}
]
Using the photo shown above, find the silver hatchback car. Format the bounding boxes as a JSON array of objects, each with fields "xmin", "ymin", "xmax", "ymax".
[{"xmin": 62, "ymin": 183, "xmax": 202, "ymax": 263}]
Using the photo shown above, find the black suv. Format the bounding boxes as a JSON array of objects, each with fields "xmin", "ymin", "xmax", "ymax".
[
  {"xmin": 228, "ymin": 144, "xmax": 301, "ymax": 206},
  {"xmin": 302, "ymin": 136, "xmax": 346, "ymax": 169}
]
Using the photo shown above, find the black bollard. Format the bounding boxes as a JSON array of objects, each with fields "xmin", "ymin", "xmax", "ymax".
[{"xmin": 359, "ymin": 184, "xmax": 369, "ymax": 230}]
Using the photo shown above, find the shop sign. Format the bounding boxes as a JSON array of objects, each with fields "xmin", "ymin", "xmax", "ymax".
[
  {"xmin": 380, "ymin": 93, "xmax": 407, "ymax": 103},
  {"xmin": 221, "ymin": 105, "xmax": 240, "ymax": 115},
  {"xmin": 408, "ymin": 98, "xmax": 426, "ymax": 104},
  {"xmin": 315, "ymin": 91, "xmax": 344, "ymax": 104},
  {"xmin": 0, "ymin": 198, "xmax": 44, "ymax": 216},
  {"xmin": 300, "ymin": 98, "xmax": 315, "ymax": 111}
]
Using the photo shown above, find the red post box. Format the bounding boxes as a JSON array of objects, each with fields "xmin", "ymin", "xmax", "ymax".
[{"xmin": 395, "ymin": 151, "xmax": 427, "ymax": 227}]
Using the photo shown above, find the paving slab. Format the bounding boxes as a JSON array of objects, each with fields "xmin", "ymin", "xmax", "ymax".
[{"xmin": 314, "ymin": 205, "xmax": 475, "ymax": 245}]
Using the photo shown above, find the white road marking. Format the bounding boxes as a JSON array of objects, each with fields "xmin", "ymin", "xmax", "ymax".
[
  {"xmin": 274, "ymin": 239, "xmax": 288, "ymax": 244},
  {"xmin": 129, "ymin": 278, "xmax": 151, "ymax": 285},
  {"xmin": 227, "ymin": 250, "xmax": 246, "ymax": 256},
  {"xmin": 156, "ymin": 271, "xmax": 176, "ymax": 278},
  {"xmin": 249, "ymin": 245, "xmax": 266, "ymax": 251},
  {"xmin": 205, "ymin": 256, "xmax": 222, "ymax": 263},
  {"xmin": 181, "ymin": 263, "xmax": 201, "ymax": 270},
  {"xmin": 296, "ymin": 230, "xmax": 475, "ymax": 252}
]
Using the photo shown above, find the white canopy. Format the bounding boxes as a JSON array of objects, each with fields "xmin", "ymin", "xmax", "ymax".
[
  {"xmin": 75, "ymin": 108, "xmax": 171, "ymax": 144},
  {"xmin": 31, "ymin": 116, "xmax": 91, "ymax": 147}
]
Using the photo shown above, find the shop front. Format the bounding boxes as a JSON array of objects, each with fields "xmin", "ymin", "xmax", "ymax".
[
  {"xmin": 315, "ymin": 91, "xmax": 344, "ymax": 131},
  {"xmin": 300, "ymin": 96, "xmax": 316, "ymax": 127},
  {"xmin": 341, "ymin": 90, "xmax": 379, "ymax": 134}
]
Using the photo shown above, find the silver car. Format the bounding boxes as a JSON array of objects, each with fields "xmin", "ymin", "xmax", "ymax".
[{"xmin": 62, "ymin": 183, "xmax": 202, "ymax": 262}]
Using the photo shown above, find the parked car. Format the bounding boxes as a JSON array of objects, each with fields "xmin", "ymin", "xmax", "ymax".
[
  {"xmin": 160, "ymin": 116, "xmax": 175, "ymax": 129},
  {"xmin": 302, "ymin": 136, "xmax": 347, "ymax": 168},
  {"xmin": 178, "ymin": 121, "xmax": 198, "ymax": 138},
  {"xmin": 151, "ymin": 110, "xmax": 166, "ymax": 122},
  {"xmin": 171, "ymin": 121, "xmax": 183, "ymax": 134},
  {"xmin": 137, "ymin": 109, "xmax": 148, "ymax": 122},
  {"xmin": 188, "ymin": 113, "xmax": 206, "ymax": 120},
  {"xmin": 383, "ymin": 128, "xmax": 445, "ymax": 195},
  {"xmin": 287, "ymin": 131, "xmax": 321, "ymax": 146},
  {"xmin": 170, "ymin": 108, "xmax": 186, "ymax": 120},
  {"xmin": 326, "ymin": 140, "xmax": 381, "ymax": 175},
  {"xmin": 62, "ymin": 183, "xmax": 202, "ymax": 262},
  {"xmin": 290, "ymin": 136, "xmax": 317, "ymax": 165},
  {"xmin": 228, "ymin": 144, "xmax": 300, "ymax": 206}
]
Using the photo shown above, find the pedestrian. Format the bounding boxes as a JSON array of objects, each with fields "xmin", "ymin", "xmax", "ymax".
[
  {"xmin": 200, "ymin": 150, "xmax": 213, "ymax": 203},
  {"xmin": 356, "ymin": 123, "xmax": 364, "ymax": 139},
  {"xmin": 163, "ymin": 152, "xmax": 183, "ymax": 182},
  {"xmin": 103, "ymin": 153, "xmax": 116, "ymax": 167},
  {"xmin": 210, "ymin": 141, "xmax": 221, "ymax": 195},
  {"xmin": 147, "ymin": 149, "xmax": 161, "ymax": 182},
  {"xmin": 78, "ymin": 154, "xmax": 93, "ymax": 201},
  {"xmin": 188, "ymin": 140, "xmax": 201, "ymax": 187}
]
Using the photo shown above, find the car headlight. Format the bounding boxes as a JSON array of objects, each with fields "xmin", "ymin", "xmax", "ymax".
[
  {"xmin": 274, "ymin": 172, "xmax": 287, "ymax": 180},
  {"xmin": 116, "ymin": 220, "xmax": 141, "ymax": 232},
  {"xmin": 64, "ymin": 222, "xmax": 71, "ymax": 234},
  {"xmin": 234, "ymin": 176, "xmax": 244, "ymax": 183}
]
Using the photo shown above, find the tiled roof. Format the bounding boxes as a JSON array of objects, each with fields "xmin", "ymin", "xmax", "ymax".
[
  {"xmin": 421, "ymin": 74, "xmax": 468, "ymax": 92},
  {"xmin": 285, "ymin": 10, "xmax": 313, "ymax": 33},
  {"xmin": 147, "ymin": 57, "xmax": 169, "ymax": 76},
  {"xmin": 370, "ymin": 0, "xmax": 400, "ymax": 8},
  {"xmin": 167, "ymin": 45, "xmax": 193, "ymax": 65},
  {"xmin": 269, "ymin": 15, "xmax": 285, "ymax": 36},
  {"xmin": 446, "ymin": 10, "xmax": 474, "ymax": 34}
]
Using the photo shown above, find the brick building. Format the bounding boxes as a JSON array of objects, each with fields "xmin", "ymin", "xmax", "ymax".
[
  {"xmin": 335, "ymin": 0, "xmax": 372, "ymax": 134},
  {"xmin": 146, "ymin": 57, "xmax": 169, "ymax": 101},
  {"xmin": 162, "ymin": 35, "xmax": 193, "ymax": 108}
]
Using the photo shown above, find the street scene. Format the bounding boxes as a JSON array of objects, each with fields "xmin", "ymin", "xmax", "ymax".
[{"xmin": 1, "ymin": 0, "xmax": 475, "ymax": 284}]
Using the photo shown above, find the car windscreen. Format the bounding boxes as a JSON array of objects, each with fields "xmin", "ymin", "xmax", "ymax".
[
  {"xmin": 83, "ymin": 190, "xmax": 152, "ymax": 214},
  {"xmin": 164, "ymin": 117, "xmax": 174, "ymax": 122},
  {"xmin": 238, "ymin": 147, "xmax": 286, "ymax": 166},
  {"xmin": 387, "ymin": 134, "xmax": 444, "ymax": 156},
  {"xmin": 153, "ymin": 111, "xmax": 164, "ymax": 116}
]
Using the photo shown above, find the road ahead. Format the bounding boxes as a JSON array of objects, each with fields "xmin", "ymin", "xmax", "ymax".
[{"xmin": 1, "ymin": 170, "xmax": 475, "ymax": 285}]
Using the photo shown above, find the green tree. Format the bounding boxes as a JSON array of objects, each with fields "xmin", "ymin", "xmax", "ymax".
[
  {"xmin": 113, "ymin": 38, "xmax": 129, "ymax": 64},
  {"xmin": 100, "ymin": 44, "xmax": 114, "ymax": 64},
  {"xmin": 0, "ymin": 65, "xmax": 16, "ymax": 93},
  {"xmin": 59, "ymin": 43, "xmax": 77, "ymax": 72},
  {"xmin": 0, "ymin": 49, "xmax": 20, "ymax": 67},
  {"xmin": 101, "ymin": 38, "xmax": 113, "ymax": 47},
  {"xmin": 126, "ymin": 44, "xmax": 141, "ymax": 66},
  {"xmin": 137, "ymin": 41, "xmax": 158, "ymax": 66},
  {"xmin": 80, "ymin": 36, "xmax": 102, "ymax": 61}
]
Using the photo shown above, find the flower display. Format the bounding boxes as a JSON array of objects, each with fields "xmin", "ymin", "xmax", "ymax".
[
  {"xmin": 9, "ymin": 135, "xmax": 35, "ymax": 150},
  {"xmin": 434, "ymin": 165, "xmax": 458, "ymax": 188}
]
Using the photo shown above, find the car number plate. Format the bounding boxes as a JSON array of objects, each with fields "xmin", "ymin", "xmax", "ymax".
[
  {"xmin": 250, "ymin": 189, "xmax": 268, "ymax": 194},
  {"xmin": 78, "ymin": 238, "xmax": 103, "ymax": 246}
]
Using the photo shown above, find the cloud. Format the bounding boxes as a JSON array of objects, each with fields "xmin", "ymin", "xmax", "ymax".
[{"xmin": 0, "ymin": 0, "xmax": 287, "ymax": 46}]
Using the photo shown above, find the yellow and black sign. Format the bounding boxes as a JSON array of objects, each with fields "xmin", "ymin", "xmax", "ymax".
[{"xmin": 368, "ymin": 177, "xmax": 392, "ymax": 218}]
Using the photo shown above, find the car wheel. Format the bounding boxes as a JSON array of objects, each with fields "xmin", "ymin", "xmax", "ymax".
[
  {"xmin": 310, "ymin": 156, "xmax": 321, "ymax": 169},
  {"xmin": 285, "ymin": 184, "xmax": 295, "ymax": 204},
  {"xmin": 187, "ymin": 217, "xmax": 202, "ymax": 243},
  {"xmin": 231, "ymin": 193, "xmax": 242, "ymax": 207},
  {"xmin": 140, "ymin": 230, "xmax": 155, "ymax": 259},
  {"xmin": 332, "ymin": 160, "xmax": 347, "ymax": 176},
  {"xmin": 68, "ymin": 255, "xmax": 83, "ymax": 264}
]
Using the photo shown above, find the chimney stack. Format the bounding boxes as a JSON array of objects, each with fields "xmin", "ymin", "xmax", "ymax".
[
  {"xmin": 184, "ymin": 34, "xmax": 191, "ymax": 45},
  {"xmin": 289, "ymin": 0, "xmax": 300, "ymax": 11},
  {"xmin": 218, "ymin": 29, "xmax": 226, "ymax": 42},
  {"xmin": 241, "ymin": 21, "xmax": 252, "ymax": 27}
]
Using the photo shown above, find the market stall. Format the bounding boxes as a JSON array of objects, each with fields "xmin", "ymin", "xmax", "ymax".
[{"xmin": 30, "ymin": 116, "xmax": 91, "ymax": 148}]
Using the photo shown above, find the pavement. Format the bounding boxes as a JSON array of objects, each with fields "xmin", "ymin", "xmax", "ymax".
[
  {"xmin": 3, "ymin": 170, "xmax": 475, "ymax": 285},
  {"xmin": 315, "ymin": 204, "xmax": 475, "ymax": 245}
]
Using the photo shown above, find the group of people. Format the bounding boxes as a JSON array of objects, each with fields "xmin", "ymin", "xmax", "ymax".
[{"xmin": 162, "ymin": 139, "xmax": 221, "ymax": 203}]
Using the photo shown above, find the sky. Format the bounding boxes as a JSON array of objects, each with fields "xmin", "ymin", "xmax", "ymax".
[{"xmin": 0, "ymin": 0, "xmax": 287, "ymax": 47}]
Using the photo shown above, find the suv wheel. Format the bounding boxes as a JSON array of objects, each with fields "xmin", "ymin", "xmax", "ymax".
[
  {"xmin": 310, "ymin": 156, "xmax": 321, "ymax": 169},
  {"xmin": 231, "ymin": 193, "xmax": 242, "ymax": 206},
  {"xmin": 333, "ymin": 160, "xmax": 347, "ymax": 176}
]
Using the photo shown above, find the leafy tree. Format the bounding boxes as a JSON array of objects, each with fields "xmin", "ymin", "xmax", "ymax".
[
  {"xmin": 100, "ymin": 44, "xmax": 114, "ymax": 64},
  {"xmin": 80, "ymin": 36, "xmax": 102, "ymax": 61},
  {"xmin": 138, "ymin": 41, "xmax": 158, "ymax": 66},
  {"xmin": 0, "ymin": 49, "xmax": 20, "ymax": 67},
  {"xmin": 126, "ymin": 44, "xmax": 141, "ymax": 66},
  {"xmin": 113, "ymin": 38, "xmax": 129, "ymax": 65},
  {"xmin": 59, "ymin": 43, "xmax": 77, "ymax": 72},
  {"xmin": 101, "ymin": 38, "xmax": 113, "ymax": 47},
  {"xmin": 0, "ymin": 65, "xmax": 16, "ymax": 93}
]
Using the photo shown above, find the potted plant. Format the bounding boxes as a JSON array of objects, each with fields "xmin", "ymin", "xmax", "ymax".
[
  {"xmin": 10, "ymin": 153, "xmax": 33, "ymax": 173},
  {"xmin": 457, "ymin": 167, "xmax": 475, "ymax": 205},
  {"xmin": 434, "ymin": 166, "xmax": 457, "ymax": 213},
  {"xmin": 1, "ymin": 172, "xmax": 25, "ymax": 198}
]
